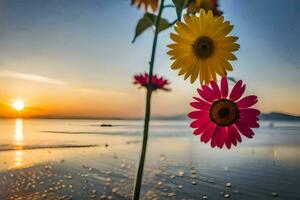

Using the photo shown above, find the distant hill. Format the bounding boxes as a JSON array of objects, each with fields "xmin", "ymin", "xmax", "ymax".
[
  {"xmin": 152, "ymin": 114, "xmax": 188, "ymax": 120},
  {"xmin": 259, "ymin": 112, "xmax": 300, "ymax": 121},
  {"xmin": 152, "ymin": 112, "xmax": 300, "ymax": 121}
]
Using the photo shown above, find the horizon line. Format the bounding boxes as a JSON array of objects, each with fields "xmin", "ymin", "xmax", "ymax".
[{"xmin": 0, "ymin": 111, "xmax": 299, "ymax": 120}]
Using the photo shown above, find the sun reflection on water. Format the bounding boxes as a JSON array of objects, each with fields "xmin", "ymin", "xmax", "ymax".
[
  {"xmin": 9, "ymin": 119, "xmax": 31, "ymax": 169},
  {"xmin": 14, "ymin": 118, "xmax": 23, "ymax": 146}
]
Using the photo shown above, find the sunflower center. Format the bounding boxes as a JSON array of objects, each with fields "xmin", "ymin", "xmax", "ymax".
[
  {"xmin": 192, "ymin": 36, "xmax": 214, "ymax": 58},
  {"xmin": 209, "ymin": 99, "xmax": 239, "ymax": 126}
]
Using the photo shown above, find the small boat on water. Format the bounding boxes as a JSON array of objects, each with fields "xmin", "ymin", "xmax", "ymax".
[{"xmin": 100, "ymin": 123, "xmax": 112, "ymax": 127}]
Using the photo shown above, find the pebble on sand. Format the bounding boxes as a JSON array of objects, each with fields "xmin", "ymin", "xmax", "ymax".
[
  {"xmin": 169, "ymin": 175, "xmax": 176, "ymax": 179},
  {"xmin": 225, "ymin": 182, "xmax": 232, "ymax": 187},
  {"xmin": 178, "ymin": 171, "xmax": 184, "ymax": 177},
  {"xmin": 271, "ymin": 192, "xmax": 278, "ymax": 197},
  {"xmin": 224, "ymin": 193, "xmax": 231, "ymax": 198},
  {"xmin": 112, "ymin": 188, "xmax": 119, "ymax": 193},
  {"xmin": 167, "ymin": 192, "xmax": 176, "ymax": 197}
]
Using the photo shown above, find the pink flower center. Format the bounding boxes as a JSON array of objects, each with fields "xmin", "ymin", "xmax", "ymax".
[
  {"xmin": 192, "ymin": 36, "xmax": 214, "ymax": 58},
  {"xmin": 209, "ymin": 99, "xmax": 239, "ymax": 126}
]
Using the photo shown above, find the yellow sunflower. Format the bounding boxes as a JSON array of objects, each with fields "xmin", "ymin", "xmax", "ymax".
[
  {"xmin": 167, "ymin": 9, "xmax": 240, "ymax": 85},
  {"xmin": 131, "ymin": 0, "xmax": 159, "ymax": 12}
]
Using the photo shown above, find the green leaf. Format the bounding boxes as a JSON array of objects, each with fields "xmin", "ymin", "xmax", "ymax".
[
  {"xmin": 132, "ymin": 14, "xmax": 153, "ymax": 43},
  {"xmin": 157, "ymin": 17, "xmax": 173, "ymax": 32},
  {"xmin": 172, "ymin": 0, "xmax": 189, "ymax": 20},
  {"xmin": 228, "ymin": 76, "xmax": 237, "ymax": 83},
  {"xmin": 132, "ymin": 13, "xmax": 172, "ymax": 43}
]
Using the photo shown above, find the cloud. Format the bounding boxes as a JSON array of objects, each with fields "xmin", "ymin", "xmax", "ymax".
[
  {"xmin": 0, "ymin": 70, "xmax": 66, "ymax": 85},
  {"xmin": 0, "ymin": 70, "xmax": 128, "ymax": 97},
  {"xmin": 76, "ymin": 87, "xmax": 128, "ymax": 96}
]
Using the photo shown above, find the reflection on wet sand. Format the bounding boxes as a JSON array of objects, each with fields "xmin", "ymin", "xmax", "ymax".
[{"xmin": 13, "ymin": 150, "xmax": 23, "ymax": 169}]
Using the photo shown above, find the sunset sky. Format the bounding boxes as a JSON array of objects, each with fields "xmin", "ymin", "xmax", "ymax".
[{"xmin": 0, "ymin": 0, "xmax": 299, "ymax": 118}]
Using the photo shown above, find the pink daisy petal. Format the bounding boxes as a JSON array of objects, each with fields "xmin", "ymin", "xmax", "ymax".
[
  {"xmin": 193, "ymin": 121, "xmax": 212, "ymax": 135},
  {"xmin": 221, "ymin": 77, "xmax": 228, "ymax": 98},
  {"xmin": 229, "ymin": 80, "xmax": 245, "ymax": 101},
  {"xmin": 202, "ymin": 85, "xmax": 217, "ymax": 100},
  {"xmin": 201, "ymin": 124, "xmax": 216, "ymax": 143},
  {"xmin": 211, "ymin": 126, "xmax": 222, "ymax": 148},
  {"xmin": 210, "ymin": 80, "xmax": 221, "ymax": 99},
  {"xmin": 211, "ymin": 135, "xmax": 218, "ymax": 148},
  {"xmin": 233, "ymin": 127, "xmax": 242, "ymax": 143},
  {"xmin": 235, "ymin": 121, "xmax": 255, "ymax": 138},
  {"xmin": 237, "ymin": 95, "xmax": 258, "ymax": 108},
  {"xmin": 228, "ymin": 125, "xmax": 242, "ymax": 144},
  {"xmin": 190, "ymin": 100, "xmax": 211, "ymax": 110},
  {"xmin": 224, "ymin": 128, "xmax": 230, "ymax": 148},
  {"xmin": 190, "ymin": 117, "xmax": 210, "ymax": 128},
  {"xmin": 240, "ymin": 113, "xmax": 259, "ymax": 122},
  {"xmin": 225, "ymin": 137, "xmax": 232, "ymax": 149},
  {"xmin": 240, "ymin": 118, "xmax": 260, "ymax": 128},
  {"xmin": 240, "ymin": 114, "xmax": 259, "ymax": 124},
  {"xmin": 193, "ymin": 97, "xmax": 202, "ymax": 102},
  {"xmin": 217, "ymin": 127, "xmax": 228, "ymax": 149},
  {"xmin": 227, "ymin": 127, "xmax": 237, "ymax": 146},
  {"xmin": 227, "ymin": 126, "xmax": 236, "ymax": 145},
  {"xmin": 188, "ymin": 110, "xmax": 209, "ymax": 119},
  {"xmin": 240, "ymin": 108, "xmax": 261, "ymax": 117},
  {"xmin": 197, "ymin": 87, "xmax": 214, "ymax": 102},
  {"xmin": 234, "ymin": 85, "xmax": 246, "ymax": 101},
  {"xmin": 229, "ymin": 80, "xmax": 242, "ymax": 97}
]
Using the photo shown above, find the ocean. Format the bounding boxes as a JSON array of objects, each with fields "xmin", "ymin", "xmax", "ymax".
[{"xmin": 0, "ymin": 119, "xmax": 300, "ymax": 199}]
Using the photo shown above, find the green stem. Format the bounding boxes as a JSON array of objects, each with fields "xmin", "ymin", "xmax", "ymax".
[
  {"xmin": 148, "ymin": 0, "xmax": 165, "ymax": 84},
  {"xmin": 164, "ymin": 4, "xmax": 175, "ymax": 8},
  {"xmin": 132, "ymin": 0, "xmax": 165, "ymax": 199}
]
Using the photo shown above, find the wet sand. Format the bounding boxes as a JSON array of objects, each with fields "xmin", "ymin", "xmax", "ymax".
[{"xmin": 1, "ymin": 141, "xmax": 300, "ymax": 200}]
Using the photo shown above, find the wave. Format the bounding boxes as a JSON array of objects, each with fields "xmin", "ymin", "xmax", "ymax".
[
  {"xmin": 39, "ymin": 130, "xmax": 188, "ymax": 138},
  {"xmin": 39, "ymin": 130, "xmax": 194, "ymax": 137},
  {"xmin": 0, "ymin": 144, "xmax": 99, "ymax": 152},
  {"xmin": 0, "ymin": 139, "xmax": 142, "ymax": 152},
  {"xmin": 40, "ymin": 130, "xmax": 140, "ymax": 136}
]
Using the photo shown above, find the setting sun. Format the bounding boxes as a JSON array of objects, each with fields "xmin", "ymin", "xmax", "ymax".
[{"xmin": 13, "ymin": 100, "xmax": 25, "ymax": 111}]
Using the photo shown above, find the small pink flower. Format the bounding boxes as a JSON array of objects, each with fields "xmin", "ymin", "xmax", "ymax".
[
  {"xmin": 133, "ymin": 73, "xmax": 171, "ymax": 91},
  {"xmin": 188, "ymin": 77, "xmax": 260, "ymax": 149}
]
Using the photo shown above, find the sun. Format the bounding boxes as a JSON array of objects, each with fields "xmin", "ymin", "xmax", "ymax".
[{"xmin": 13, "ymin": 100, "xmax": 25, "ymax": 111}]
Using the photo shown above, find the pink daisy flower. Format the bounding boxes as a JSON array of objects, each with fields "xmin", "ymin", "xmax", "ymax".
[
  {"xmin": 188, "ymin": 77, "xmax": 260, "ymax": 149},
  {"xmin": 133, "ymin": 73, "xmax": 171, "ymax": 91}
]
